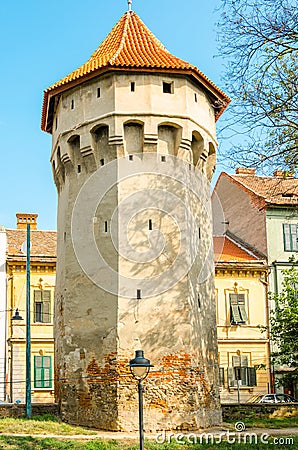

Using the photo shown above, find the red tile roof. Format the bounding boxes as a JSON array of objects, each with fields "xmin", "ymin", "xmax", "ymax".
[
  {"xmin": 228, "ymin": 173, "xmax": 298, "ymax": 206},
  {"xmin": 213, "ymin": 236, "xmax": 260, "ymax": 263},
  {"xmin": 41, "ymin": 11, "xmax": 230, "ymax": 132},
  {"xmin": 6, "ymin": 229, "xmax": 57, "ymax": 262}
]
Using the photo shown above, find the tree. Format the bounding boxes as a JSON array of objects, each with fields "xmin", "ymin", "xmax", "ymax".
[
  {"xmin": 269, "ymin": 263, "xmax": 298, "ymax": 388},
  {"xmin": 217, "ymin": 0, "xmax": 298, "ymax": 172}
]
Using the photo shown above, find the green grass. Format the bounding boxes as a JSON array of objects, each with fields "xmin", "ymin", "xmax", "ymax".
[
  {"xmin": 0, "ymin": 415, "xmax": 97, "ymax": 436},
  {"xmin": 0, "ymin": 436, "xmax": 297, "ymax": 449},
  {"xmin": 0, "ymin": 415, "xmax": 297, "ymax": 449}
]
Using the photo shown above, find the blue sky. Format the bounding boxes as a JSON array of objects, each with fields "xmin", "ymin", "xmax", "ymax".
[{"xmin": 0, "ymin": 0, "xmax": 228, "ymax": 230}]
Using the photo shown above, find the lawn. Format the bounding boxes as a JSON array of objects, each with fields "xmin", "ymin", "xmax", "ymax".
[
  {"xmin": 0, "ymin": 415, "xmax": 297, "ymax": 449},
  {"xmin": 0, "ymin": 436, "xmax": 297, "ymax": 449},
  {"xmin": 0, "ymin": 415, "xmax": 97, "ymax": 436}
]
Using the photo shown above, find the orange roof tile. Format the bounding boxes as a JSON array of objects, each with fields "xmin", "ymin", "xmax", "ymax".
[
  {"xmin": 213, "ymin": 236, "xmax": 260, "ymax": 263},
  {"xmin": 6, "ymin": 229, "xmax": 57, "ymax": 262},
  {"xmin": 41, "ymin": 11, "xmax": 230, "ymax": 132},
  {"xmin": 228, "ymin": 173, "xmax": 298, "ymax": 206}
]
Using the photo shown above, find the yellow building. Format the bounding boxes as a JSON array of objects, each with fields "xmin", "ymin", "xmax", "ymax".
[
  {"xmin": 214, "ymin": 234, "xmax": 271, "ymax": 403},
  {"xmin": 6, "ymin": 213, "xmax": 56, "ymax": 403}
]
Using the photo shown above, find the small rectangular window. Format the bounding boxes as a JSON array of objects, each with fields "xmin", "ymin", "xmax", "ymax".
[
  {"xmin": 230, "ymin": 358, "xmax": 256, "ymax": 387},
  {"xmin": 97, "ymin": 87, "xmax": 101, "ymax": 98},
  {"xmin": 194, "ymin": 93, "xmax": 197, "ymax": 102},
  {"xmin": 71, "ymin": 99, "xmax": 74, "ymax": 109},
  {"xmin": 104, "ymin": 221, "xmax": 108, "ymax": 233},
  {"xmin": 100, "ymin": 159, "xmax": 105, "ymax": 166},
  {"xmin": 129, "ymin": 155, "xmax": 134, "ymax": 161},
  {"xmin": 149, "ymin": 219, "xmax": 152, "ymax": 230},
  {"xmin": 230, "ymin": 293, "xmax": 247, "ymax": 324},
  {"xmin": 34, "ymin": 355, "xmax": 52, "ymax": 389},
  {"xmin": 283, "ymin": 223, "xmax": 298, "ymax": 251},
  {"xmin": 34, "ymin": 290, "xmax": 51, "ymax": 323},
  {"xmin": 137, "ymin": 289, "xmax": 141, "ymax": 300},
  {"xmin": 163, "ymin": 81, "xmax": 173, "ymax": 94},
  {"xmin": 131, "ymin": 82, "xmax": 135, "ymax": 92},
  {"xmin": 161, "ymin": 155, "xmax": 166, "ymax": 162},
  {"xmin": 77, "ymin": 165, "xmax": 81, "ymax": 173}
]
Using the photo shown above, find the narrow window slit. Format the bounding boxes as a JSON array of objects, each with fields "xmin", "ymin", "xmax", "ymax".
[
  {"xmin": 161, "ymin": 155, "xmax": 166, "ymax": 162},
  {"xmin": 104, "ymin": 221, "xmax": 108, "ymax": 233},
  {"xmin": 163, "ymin": 81, "xmax": 173, "ymax": 94},
  {"xmin": 149, "ymin": 219, "xmax": 152, "ymax": 230},
  {"xmin": 77, "ymin": 165, "xmax": 81, "ymax": 173},
  {"xmin": 100, "ymin": 159, "xmax": 105, "ymax": 166},
  {"xmin": 131, "ymin": 82, "xmax": 135, "ymax": 92},
  {"xmin": 97, "ymin": 87, "xmax": 101, "ymax": 98},
  {"xmin": 194, "ymin": 93, "xmax": 197, "ymax": 103},
  {"xmin": 71, "ymin": 99, "xmax": 74, "ymax": 109},
  {"xmin": 129, "ymin": 155, "xmax": 134, "ymax": 161},
  {"xmin": 137, "ymin": 289, "xmax": 141, "ymax": 300}
]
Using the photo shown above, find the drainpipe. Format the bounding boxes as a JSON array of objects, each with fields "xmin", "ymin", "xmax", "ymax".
[
  {"xmin": 260, "ymin": 271, "xmax": 272, "ymax": 394},
  {"xmin": 272, "ymin": 261, "xmax": 278, "ymax": 296},
  {"xmin": 270, "ymin": 261, "xmax": 279, "ymax": 393}
]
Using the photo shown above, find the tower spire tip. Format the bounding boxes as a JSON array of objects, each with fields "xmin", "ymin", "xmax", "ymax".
[{"xmin": 128, "ymin": 0, "xmax": 132, "ymax": 11}]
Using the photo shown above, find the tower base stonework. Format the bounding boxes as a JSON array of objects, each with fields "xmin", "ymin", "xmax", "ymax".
[{"xmin": 57, "ymin": 353, "xmax": 221, "ymax": 431}]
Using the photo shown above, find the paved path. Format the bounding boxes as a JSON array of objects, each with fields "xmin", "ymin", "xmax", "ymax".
[{"xmin": 1, "ymin": 427, "xmax": 298, "ymax": 441}]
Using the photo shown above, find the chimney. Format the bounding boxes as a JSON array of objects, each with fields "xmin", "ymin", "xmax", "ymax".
[
  {"xmin": 273, "ymin": 170, "xmax": 285, "ymax": 178},
  {"xmin": 235, "ymin": 168, "xmax": 256, "ymax": 175},
  {"xmin": 273, "ymin": 170, "xmax": 294, "ymax": 178},
  {"xmin": 16, "ymin": 213, "xmax": 38, "ymax": 230}
]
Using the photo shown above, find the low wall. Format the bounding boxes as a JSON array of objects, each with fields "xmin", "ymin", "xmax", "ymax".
[
  {"xmin": 222, "ymin": 403, "xmax": 298, "ymax": 421},
  {"xmin": 0, "ymin": 403, "xmax": 59, "ymax": 419}
]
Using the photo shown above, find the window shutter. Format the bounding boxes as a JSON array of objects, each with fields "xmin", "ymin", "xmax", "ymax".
[
  {"xmin": 283, "ymin": 224, "xmax": 291, "ymax": 251},
  {"xmin": 219, "ymin": 367, "xmax": 225, "ymax": 386},
  {"xmin": 290, "ymin": 224, "xmax": 298, "ymax": 251},
  {"xmin": 241, "ymin": 356, "xmax": 249, "ymax": 367},
  {"xmin": 43, "ymin": 356, "xmax": 52, "ymax": 388},
  {"xmin": 232, "ymin": 356, "xmax": 241, "ymax": 367},
  {"xmin": 34, "ymin": 290, "xmax": 42, "ymax": 301},
  {"xmin": 247, "ymin": 367, "xmax": 257, "ymax": 386},
  {"xmin": 42, "ymin": 290, "xmax": 51, "ymax": 301},
  {"xmin": 34, "ymin": 356, "xmax": 43, "ymax": 388},
  {"xmin": 227, "ymin": 367, "xmax": 235, "ymax": 386},
  {"xmin": 239, "ymin": 304, "xmax": 248, "ymax": 322},
  {"xmin": 230, "ymin": 294, "xmax": 238, "ymax": 305},
  {"xmin": 42, "ymin": 301, "xmax": 50, "ymax": 323},
  {"xmin": 240, "ymin": 367, "xmax": 248, "ymax": 385},
  {"xmin": 231, "ymin": 305, "xmax": 241, "ymax": 323}
]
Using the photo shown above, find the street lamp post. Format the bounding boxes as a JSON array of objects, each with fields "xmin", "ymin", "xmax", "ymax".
[{"xmin": 129, "ymin": 350, "xmax": 153, "ymax": 450}]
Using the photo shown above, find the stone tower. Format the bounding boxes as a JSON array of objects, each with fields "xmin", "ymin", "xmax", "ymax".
[{"xmin": 41, "ymin": 6, "xmax": 229, "ymax": 431}]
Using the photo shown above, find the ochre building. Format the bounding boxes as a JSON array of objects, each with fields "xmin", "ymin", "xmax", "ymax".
[{"xmin": 6, "ymin": 214, "xmax": 56, "ymax": 403}]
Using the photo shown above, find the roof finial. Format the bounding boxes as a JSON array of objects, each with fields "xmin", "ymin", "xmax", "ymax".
[{"xmin": 128, "ymin": 0, "xmax": 132, "ymax": 11}]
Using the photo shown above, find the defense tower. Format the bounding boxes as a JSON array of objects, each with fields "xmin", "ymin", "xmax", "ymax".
[{"xmin": 42, "ymin": 7, "xmax": 229, "ymax": 431}]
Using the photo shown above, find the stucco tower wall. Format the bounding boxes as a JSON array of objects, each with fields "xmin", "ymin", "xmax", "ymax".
[{"xmin": 52, "ymin": 71, "xmax": 221, "ymax": 430}]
